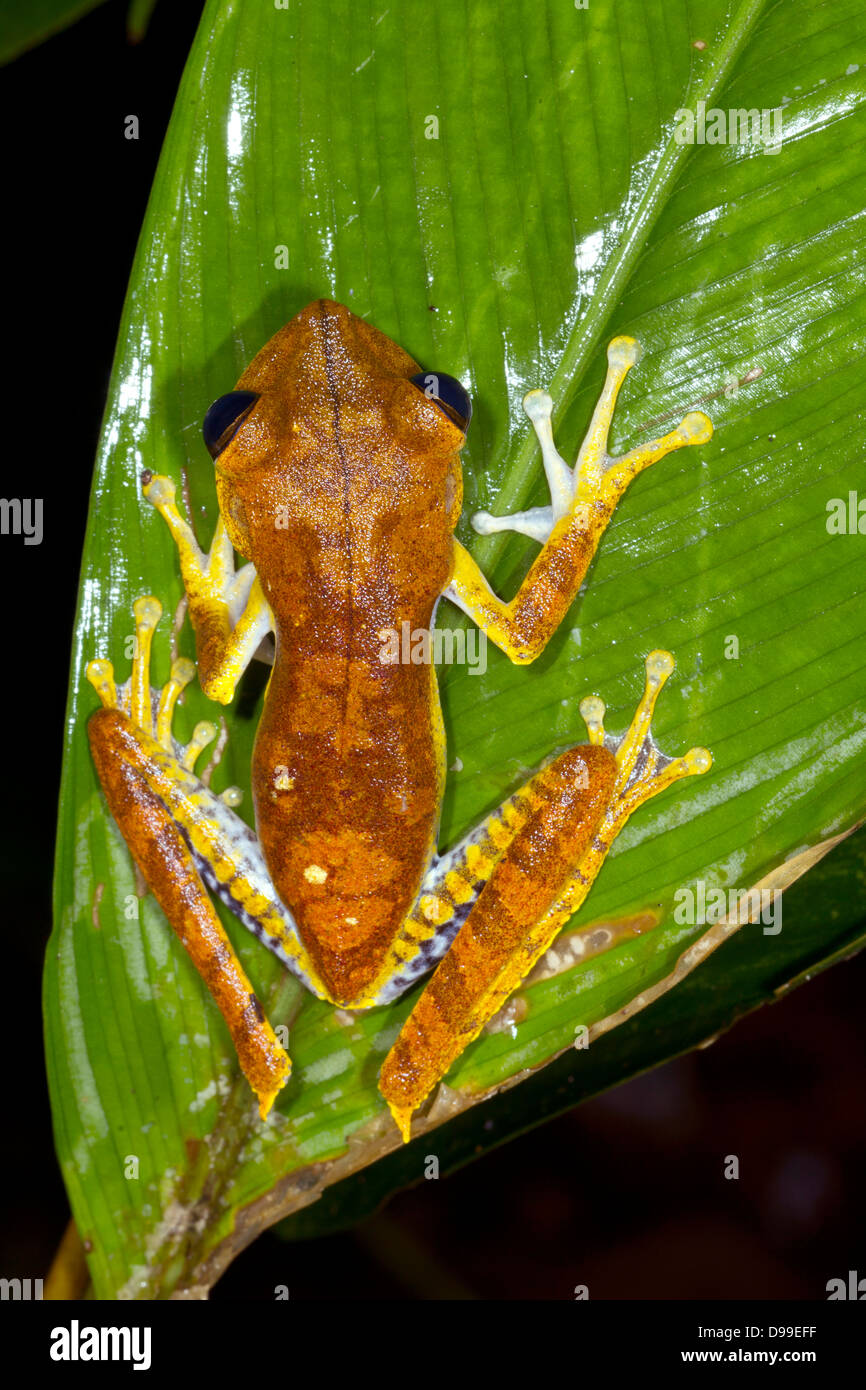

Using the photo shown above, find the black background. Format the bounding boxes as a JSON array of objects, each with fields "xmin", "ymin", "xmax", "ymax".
[{"xmin": 1, "ymin": 0, "xmax": 864, "ymax": 1302}]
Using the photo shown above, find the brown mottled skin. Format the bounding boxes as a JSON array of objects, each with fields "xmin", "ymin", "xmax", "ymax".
[
  {"xmin": 215, "ymin": 301, "xmax": 466, "ymax": 1004},
  {"xmin": 88, "ymin": 708, "xmax": 289, "ymax": 1102},
  {"xmin": 504, "ymin": 510, "xmax": 611, "ymax": 660},
  {"xmin": 378, "ymin": 743, "xmax": 617, "ymax": 1112}
]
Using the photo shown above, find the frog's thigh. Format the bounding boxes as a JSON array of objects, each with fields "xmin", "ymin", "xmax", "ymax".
[
  {"xmin": 378, "ymin": 743, "xmax": 616, "ymax": 1140},
  {"xmin": 89, "ymin": 706, "xmax": 290, "ymax": 1117},
  {"xmin": 86, "ymin": 596, "xmax": 323, "ymax": 1117},
  {"xmin": 368, "ymin": 760, "xmax": 598, "ymax": 1007}
]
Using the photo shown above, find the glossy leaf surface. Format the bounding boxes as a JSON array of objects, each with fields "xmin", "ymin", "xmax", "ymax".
[{"xmin": 46, "ymin": 0, "xmax": 866, "ymax": 1296}]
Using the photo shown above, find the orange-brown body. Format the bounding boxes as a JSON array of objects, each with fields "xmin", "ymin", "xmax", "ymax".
[
  {"xmin": 87, "ymin": 299, "xmax": 713, "ymax": 1136},
  {"xmin": 217, "ymin": 302, "xmax": 465, "ymax": 1003}
]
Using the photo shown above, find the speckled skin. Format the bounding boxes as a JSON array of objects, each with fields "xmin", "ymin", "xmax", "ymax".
[
  {"xmin": 219, "ymin": 304, "xmax": 464, "ymax": 1004},
  {"xmin": 86, "ymin": 301, "xmax": 713, "ymax": 1136}
]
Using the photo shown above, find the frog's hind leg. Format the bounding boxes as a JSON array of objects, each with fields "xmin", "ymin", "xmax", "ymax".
[
  {"xmin": 86, "ymin": 597, "xmax": 322, "ymax": 1118},
  {"xmin": 365, "ymin": 655, "xmax": 702, "ymax": 1009},
  {"xmin": 362, "ymin": 766, "xmax": 593, "ymax": 1008},
  {"xmin": 378, "ymin": 651, "xmax": 712, "ymax": 1141}
]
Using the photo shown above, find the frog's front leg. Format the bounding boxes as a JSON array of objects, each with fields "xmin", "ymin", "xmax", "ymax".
[
  {"xmin": 450, "ymin": 338, "xmax": 713, "ymax": 662},
  {"xmin": 141, "ymin": 471, "xmax": 272, "ymax": 704},
  {"xmin": 379, "ymin": 651, "xmax": 712, "ymax": 1142},
  {"xmin": 86, "ymin": 596, "xmax": 328, "ymax": 1118}
]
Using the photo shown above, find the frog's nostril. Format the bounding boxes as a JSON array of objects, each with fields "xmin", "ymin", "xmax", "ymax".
[{"xmin": 203, "ymin": 390, "xmax": 259, "ymax": 459}]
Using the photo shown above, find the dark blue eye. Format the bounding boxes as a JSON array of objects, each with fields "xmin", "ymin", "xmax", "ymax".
[
  {"xmin": 202, "ymin": 391, "xmax": 259, "ymax": 459},
  {"xmin": 410, "ymin": 372, "xmax": 472, "ymax": 432}
]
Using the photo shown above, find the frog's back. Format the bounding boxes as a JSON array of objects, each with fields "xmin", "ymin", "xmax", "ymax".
[{"xmin": 220, "ymin": 301, "xmax": 464, "ymax": 1004}]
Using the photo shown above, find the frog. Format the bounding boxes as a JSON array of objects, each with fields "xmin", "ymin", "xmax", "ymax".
[{"xmin": 86, "ymin": 298, "xmax": 713, "ymax": 1143}]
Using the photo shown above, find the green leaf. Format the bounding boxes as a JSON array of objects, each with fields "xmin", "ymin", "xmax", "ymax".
[
  {"xmin": 47, "ymin": 0, "xmax": 866, "ymax": 1298},
  {"xmin": 0, "ymin": 0, "xmax": 163, "ymax": 64},
  {"xmin": 0, "ymin": 0, "xmax": 108, "ymax": 64}
]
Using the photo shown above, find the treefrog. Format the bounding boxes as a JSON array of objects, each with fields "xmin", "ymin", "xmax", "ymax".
[{"xmin": 86, "ymin": 299, "xmax": 713, "ymax": 1142}]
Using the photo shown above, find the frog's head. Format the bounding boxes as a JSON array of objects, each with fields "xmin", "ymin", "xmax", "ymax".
[{"xmin": 203, "ymin": 299, "xmax": 469, "ymax": 561}]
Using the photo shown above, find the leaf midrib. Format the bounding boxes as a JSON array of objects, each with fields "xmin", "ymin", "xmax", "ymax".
[{"xmin": 470, "ymin": 0, "xmax": 770, "ymax": 571}]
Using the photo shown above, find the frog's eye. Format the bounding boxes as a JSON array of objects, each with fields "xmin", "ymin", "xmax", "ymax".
[
  {"xmin": 410, "ymin": 372, "xmax": 472, "ymax": 432},
  {"xmin": 202, "ymin": 391, "xmax": 259, "ymax": 459}
]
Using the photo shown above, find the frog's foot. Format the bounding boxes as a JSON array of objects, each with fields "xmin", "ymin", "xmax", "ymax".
[
  {"xmin": 471, "ymin": 337, "xmax": 713, "ymax": 543},
  {"xmin": 541, "ymin": 649, "xmax": 712, "ymax": 933},
  {"xmin": 86, "ymin": 595, "xmax": 293, "ymax": 1119},
  {"xmin": 141, "ymin": 474, "xmax": 273, "ymax": 704},
  {"xmin": 577, "ymin": 649, "xmax": 712, "ymax": 859},
  {"xmin": 140, "ymin": 475, "xmax": 255, "ymax": 621},
  {"xmin": 86, "ymin": 595, "xmax": 232, "ymax": 784}
]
